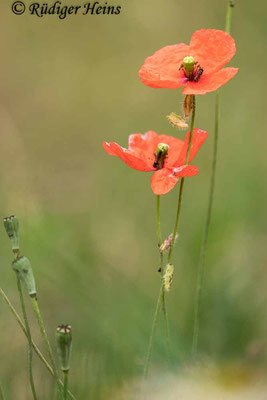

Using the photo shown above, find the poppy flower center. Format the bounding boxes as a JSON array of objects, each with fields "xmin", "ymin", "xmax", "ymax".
[
  {"xmin": 153, "ymin": 143, "xmax": 169, "ymax": 170},
  {"xmin": 179, "ymin": 56, "xmax": 204, "ymax": 82}
]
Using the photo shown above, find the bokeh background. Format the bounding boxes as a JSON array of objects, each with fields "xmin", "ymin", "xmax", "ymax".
[{"xmin": 0, "ymin": 0, "xmax": 267, "ymax": 398}]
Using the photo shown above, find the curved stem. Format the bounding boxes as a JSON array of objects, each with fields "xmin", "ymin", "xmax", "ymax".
[
  {"xmin": 167, "ymin": 95, "xmax": 196, "ymax": 264},
  {"xmin": 16, "ymin": 277, "xmax": 38, "ymax": 400},
  {"xmin": 191, "ymin": 0, "xmax": 234, "ymax": 360},
  {"xmin": 0, "ymin": 288, "xmax": 76, "ymax": 400},
  {"xmin": 63, "ymin": 372, "xmax": 69, "ymax": 400},
  {"xmin": 31, "ymin": 297, "xmax": 62, "ymax": 398}
]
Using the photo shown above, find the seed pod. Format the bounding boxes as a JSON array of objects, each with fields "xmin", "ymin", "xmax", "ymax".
[
  {"xmin": 167, "ymin": 113, "xmax": 188, "ymax": 130},
  {"xmin": 182, "ymin": 56, "xmax": 195, "ymax": 80},
  {"xmin": 3, "ymin": 215, "xmax": 20, "ymax": 254},
  {"xmin": 56, "ymin": 325, "xmax": 72, "ymax": 372},
  {"xmin": 153, "ymin": 143, "xmax": 169, "ymax": 169},
  {"xmin": 164, "ymin": 264, "xmax": 174, "ymax": 292},
  {"xmin": 12, "ymin": 256, "xmax": 37, "ymax": 297},
  {"xmin": 183, "ymin": 95, "xmax": 194, "ymax": 119}
]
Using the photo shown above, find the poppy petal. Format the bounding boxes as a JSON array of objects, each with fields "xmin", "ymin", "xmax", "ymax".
[
  {"xmin": 128, "ymin": 131, "xmax": 159, "ymax": 162},
  {"xmin": 157, "ymin": 134, "xmax": 184, "ymax": 167},
  {"xmin": 139, "ymin": 43, "xmax": 189, "ymax": 89},
  {"xmin": 182, "ymin": 67, "xmax": 238, "ymax": 95},
  {"xmin": 175, "ymin": 128, "xmax": 208, "ymax": 166},
  {"xmin": 103, "ymin": 141, "xmax": 153, "ymax": 171},
  {"xmin": 190, "ymin": 29, "xmax": 236, "ymax": 74},
  {"xmin": 151, "ymin": 165, "xmax": 199, "ymax": 195}
]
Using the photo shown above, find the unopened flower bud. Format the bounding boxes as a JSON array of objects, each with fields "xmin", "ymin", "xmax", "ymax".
[
  {"xmin": 56, "ymin": 325, "xmax": 72, "ymax": 372},
  {"xmin": 12, "ymin": 256, "xmax": 37, "ymax": 297},
  {"xmin": 167, "ymin": 113, "xmax": 188, "ymax": 130},
  {"xmin": 160, "ymin": 233, "xmax": 179, "ymax": 253},
  {"xmin": 153, "ymin": 143, "xmax": 169, "ymax": 169},
  {"xmin": 183, "ymin": 95, "xmax": 194, "ymax": 119},
  {"xmin": 3, "ymin": 215, "xmax": 20, "ymax": 254},
  {"xmin": 183, "ymin": 56, "xmax": 195, "ymax": 79},
  {"xmin": 164, "ymin": 264, "xmax": 174, "ymax": 292}
]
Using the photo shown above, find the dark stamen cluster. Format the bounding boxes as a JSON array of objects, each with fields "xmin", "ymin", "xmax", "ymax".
[{"xmin": 179, "ymin": 61, "xmax": 204, "ymax": 82}]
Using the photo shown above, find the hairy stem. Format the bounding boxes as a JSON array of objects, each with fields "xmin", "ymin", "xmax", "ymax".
[
  {"xmin": 167, "ymin": 95, "xmax": 196, "ymax": 264},
  {"xmin": 16, "ymin": 277, "xmax": 38, "ymax": 400},
  {"xmin": 191, "ymin": 0, "xmax": 234, "ymax": 359},
  {"xmin": 63, "ymin": 372, "xmax": 69, "ymax": 400}
]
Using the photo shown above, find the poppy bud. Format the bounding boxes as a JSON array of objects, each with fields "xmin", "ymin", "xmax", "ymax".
[
  {"xmin": 153, "ymin": 143, "xmax": 169, "ymax": 169},
  {"xmin": 183, "ymin": 56, "xmax": 195, "ymax": 79},
  {"xmin": 183, "ymin": 95, "xmax": 194, "ymax": 119},
  {"xmin": 160, "ymin": 233, "xmax": 179, "ymax": 253},
  {"xmin": 3, "ymin": 215, "xmax": 20, "ymax": 254},
  {"xmin": 56, "ymin": 325, "xmax": 72, "ymax": 372},
  {"xmin": 167, "ymin": 112, "xmax": 188, "ymax": 130},
  {"xmin": 164, "ymin": 264, "xmax": 174, "ymax": 292},
  {"xmin": 12, "ymin": 256, "xmax": 37, "ymax": 297}
]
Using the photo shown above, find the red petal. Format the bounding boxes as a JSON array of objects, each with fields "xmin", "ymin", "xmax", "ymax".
[
  {"xmin": 139, "ymin": 43, "xmax": 189, "ymax": 89},
  {"xmin": 182, "ymin": 67, "xmax": 238, "ymax": 95},
  {"xmin": 103, "ymin": 141, "xmax": 153, "ymax": 171},
  {"xmin": 176, "ymin": 129, "xmax": 208, "ymax": 165},
  {"xmin": 151, "ymin": 165, "xmax": 199, "ymax": 195},
  {"xmin": 128, "ymin": 131, "xmax": 159, "ymax": 162},
  {"xmin": 157, "ymin": 134, "xmax": 184, "ymax": 167},
  {"xmin": 190, "ymin": 29, "xmax": 236, "ymax": 74},
  {"xmin": 128, "ymin": 132, "xmax": 184, "ymax": 168}
]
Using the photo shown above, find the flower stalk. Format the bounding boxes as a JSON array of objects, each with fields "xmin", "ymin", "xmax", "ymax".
[
  {"xmin": 0, "ymin": 287, "xmax": 76, "ymax": 400},
  {"xmin": 3, "ymin": 216, "xmax": 38, "ymax": 400},
  {"xmin": 16, "ymin": 277, "xmax": 38, "ymax": 400},
  {"xmin": 56, "ymin": 325, "xmax": 72, "ymax": 400},
  {"xmin": 168, "ymin": 95, "xmax": 196, "ymax": 264},
  {"xmin": 143, "ymin": 195, "xmax": 171, "ymax": 378},
  {"xmin": 192, "ymin": 0, "xmax": 235, "ymax": 359},
  {"xmin": 31, "ymin": 297, "xmax": 62, "ymax": 397}
]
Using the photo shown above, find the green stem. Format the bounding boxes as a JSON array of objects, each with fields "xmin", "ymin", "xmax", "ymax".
[
  {"xmin": 16, "ymin": 277, "xmax": 38, "ymax": 400},
  {"xmin": 0, "ymin": 288, "xmax": 76, "ymax": 400},
  {"xmin": 143, "ymin": 195, "xmax": 171, "ymax": 377},
  {"xmin": 156, "ymin": 195, "xmax": 162, "ymax": 246},
  {"xmin": 160, "ymin": 271, "xmax": 171, "ymax": 361},
  {"xmin": 157, "ymin": 196, "xmax": 171, "ymax": 361},
  {"xmin": 191, "ymin": 0, "xmax": 234, "ymax": 360},
  {"xmin": 31, "ymin": 297, "xmax": 62, "ymax": 398},
  {"xmin": 63, "ymin": 372, "xmax": 69, "ymax": 400},
  {"xmin": 225, "ymin": 1, "xmax": 234, "ymax": 35},
  {"xmin": 167, "ymin": 95, "xmax": 196, "ymax": 264},
  {"xmin": 143, "ymin": 281, "xmax": 164, "ymax": 378}
]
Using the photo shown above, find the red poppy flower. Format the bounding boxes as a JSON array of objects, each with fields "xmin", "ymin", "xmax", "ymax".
[
  {"xmin": 103, "ymin": 129, "xmax": 208, "ymax": 195},
  {"xmin": 139, "ymin": 29, "xmax": 238, "ymax": 95}
]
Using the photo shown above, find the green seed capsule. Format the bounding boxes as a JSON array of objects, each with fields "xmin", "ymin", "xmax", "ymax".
[
  {"xmin": 3, "ymin": 215, "xmax": 20, "ymax": 254},
  {"xmin": 56, "ymin": 325, "xmax": 72, "ymax": 372},
  {"xmin": 12, "ymin": 256, "xmax": 37, "ymax": 297}
]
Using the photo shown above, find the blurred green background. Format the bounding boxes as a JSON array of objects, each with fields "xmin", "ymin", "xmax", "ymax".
[{"xmin": 0, "ymin": 0, "xmax": 267, "ymax": 398}]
